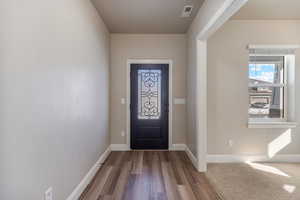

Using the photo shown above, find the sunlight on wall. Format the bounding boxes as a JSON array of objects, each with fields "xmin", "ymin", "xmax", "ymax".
[
  {"xmin": 245, "ymin": 161, "xmax": 290, "ymax": 177},
  {"xmin": 283, "ymin": 184, "xmax": 296, "ymax": 193},
  {"xmin": 268, "ymin": 129, "xmax": 291, "ymax": 158}
]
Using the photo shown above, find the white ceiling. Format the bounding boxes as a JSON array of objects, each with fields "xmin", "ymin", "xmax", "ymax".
[
  {"xmin": 232, "ymin": 0, "xmax": 300, "ymax": 20},
  {"xmin": 92, "ymin": 0, "xmax": 204, "ymax": 33}
]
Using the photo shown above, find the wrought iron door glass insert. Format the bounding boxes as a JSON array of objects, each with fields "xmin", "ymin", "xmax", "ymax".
[{"xmin": 138, "ymin": 69, "xmax": 161, "ymax": 119}]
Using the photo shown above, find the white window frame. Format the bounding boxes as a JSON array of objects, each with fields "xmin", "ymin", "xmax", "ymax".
[
  {"xmin": 247, "ymin": 45, "xmax": 299, "ymax": 128},
  {"xmin": 248, "ymin": 55, "xmax": 287, "ymax": 123}
]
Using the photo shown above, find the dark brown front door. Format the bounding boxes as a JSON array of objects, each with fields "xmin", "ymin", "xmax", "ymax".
[{"xmin": 130, "ymin": 64, "xmax": 169, "ymax": 149}]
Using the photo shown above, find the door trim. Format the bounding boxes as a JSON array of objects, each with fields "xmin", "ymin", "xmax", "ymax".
[{"xmin": 126, "ymin": 59, "xmax": 173, "ymax": 150}]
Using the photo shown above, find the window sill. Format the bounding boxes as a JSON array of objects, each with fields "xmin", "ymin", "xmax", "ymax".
[{"xmin": 248, "ymin": 121, "xmax": 297, "ymax": 129}]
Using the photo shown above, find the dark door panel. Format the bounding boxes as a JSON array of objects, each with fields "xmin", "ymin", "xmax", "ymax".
[{"xmin": 130, "ymin": 64, "xmax": 169, "ymax": 149}]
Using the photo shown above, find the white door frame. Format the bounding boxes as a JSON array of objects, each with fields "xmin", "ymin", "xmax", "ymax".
[{"xmin": 126, "ymin": 59, "xmax": 173, "ymax": 150}]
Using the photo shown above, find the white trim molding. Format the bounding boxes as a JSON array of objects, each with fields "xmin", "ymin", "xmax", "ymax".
[
  {"xmin": 186, "ymin": 147, "xmax": 198, "ymax": 169},
  {"xmin": 196, "ymin": 40, "xmax": 208, "ymax": 172},
  {"xmin": 110, "ymin": 144, "xmax": 187, "ymax": 151},
  {"xmin": 207, "ymin": 154, "xmax": 300, "ymax": 163},
  {"xmin": 247, "ymin": 44, "xmax": 300, "ymax": 57},
  {"xmin": 66, "ymin": 147, "xmax": 111, "ymax": 200},
  {"xmin": 126, "ymin": 59, "xmax": 173, "ymax": 150},
  {"xmin": 197, "ymin": 0, "xmax": 249, "ymax": 40},
  {"xmin": 109, "ymin": 144, "xmax": 200, "ymax": 173},
  {"xmin": 194, "ymin": 0, "xmax": 249, "ymax": 172},
  {"xmin": 110, "ymin": 144, "xmax": 131, "ymax": 151},
  {"xmin": 247, "ymin": 44, "xmax": 300, "ymax": 50},
  {"xmin": 248, "ymin": 121, "xmax": 297, "ymax": 129},
  {"xmin": 170, "ymin": 144, "xmax": 187, "ymax": 151}
]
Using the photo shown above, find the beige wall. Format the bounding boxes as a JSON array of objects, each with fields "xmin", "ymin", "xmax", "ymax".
[
  {"xmin": 0, "ymin": 0, "xmax": 110, "ymax": 199},
  {"xmin": 110, "ymin": 34, "xmax": 187, "ymax": 145},
  {"xmin": 207, "ymin": 20, "xmax": 300, "ymax": 155}
]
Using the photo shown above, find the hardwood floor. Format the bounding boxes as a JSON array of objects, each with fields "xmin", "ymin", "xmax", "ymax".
[{"xmin": 80, "ymin": 151, "xmax": 221, "ymax": 200}]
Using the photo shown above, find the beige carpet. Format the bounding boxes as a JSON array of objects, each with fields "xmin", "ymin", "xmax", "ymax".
[{"xmin": 207, "ymin": 163, "xmax": 300, "ymax": 200}]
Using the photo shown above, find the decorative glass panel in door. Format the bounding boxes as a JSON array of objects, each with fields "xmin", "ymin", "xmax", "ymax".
[{"xmin": 137, "ymin": 69, "xmax": 161, "ymax": 119}]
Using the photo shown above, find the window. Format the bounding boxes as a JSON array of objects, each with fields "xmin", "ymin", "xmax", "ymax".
[
  {"xmin": 247, "ymin": 45, "xmax": 298, "ymax": 128},
  {"xmin": 248, "ymin": 56, "xmax": 285, "ymax": 121}
]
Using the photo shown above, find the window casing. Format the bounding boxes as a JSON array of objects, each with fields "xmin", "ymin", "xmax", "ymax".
[
  {"xmin": 248, "ymin": 55, "xmax": 287, "ymax": 122},
  {"xmin": 247, "ymin": 45, "xmax": 298, "ymax": 128}
]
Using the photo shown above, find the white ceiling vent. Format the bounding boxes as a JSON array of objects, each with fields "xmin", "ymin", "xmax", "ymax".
[{"xmin": 181, "ymin": 5, "xmax": 193, "ymax": 18}]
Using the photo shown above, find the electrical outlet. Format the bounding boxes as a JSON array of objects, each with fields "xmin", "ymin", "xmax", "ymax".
[
  {"xmin": 228, "ymin": 140, "xmax": 234, "ymax": 147},
  {"xmin": 45, "ymin": 187, "xmax": 53, "ymax": 200},
  {"xmin": 121, "ymin": 131, "xmax": 125, "ymax": 137}
]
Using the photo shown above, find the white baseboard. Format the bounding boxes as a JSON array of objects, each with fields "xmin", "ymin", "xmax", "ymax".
[
  {"xmin": 110, "ymin": 144, "xmax": 187, "ymax": 151},
  {"xmin": 170, "ymin": 144, "xmax": 187, "ymax": 151},
  {"xmin": 109, "ymin": 143, "xmax": 200, "ymax": 171},
  {"xmin": 207, "ymin": 154, "xmax": 300, "ymax": 163},
  {"xmin": 185, "ymin": 147, "xmax": 198, "ymax": 169},
  {"xmin": 66, "ymin": 146, "xmax": 111, "ymax": 200},
  {"xmin": 172, "ymin": 144, "xmax": 200, "ymax": 170},
  {"xmin": 110, "ymin": 144, "xmax": 131, "ymax": 151}
]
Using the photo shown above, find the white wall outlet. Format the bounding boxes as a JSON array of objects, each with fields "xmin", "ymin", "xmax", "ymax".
[
  {"xmin": 121, "ymin": 98, "xmax": 126, "ymax": 105},
  {"xmin": 45, "ymin": 187, "xmax": 53, "ymax": 200},
  {"xmin": 121, "ymin": 131, "xmax": 125, "ymax": 137},
  {"xmin": 228, "ymin": 140, "xmax": 234, "ymax": 147}
]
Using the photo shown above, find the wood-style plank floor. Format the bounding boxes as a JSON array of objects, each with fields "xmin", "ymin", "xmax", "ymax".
[{"xmin": 80, "ymin": 151, "xmax": 221, "ymax": 200}]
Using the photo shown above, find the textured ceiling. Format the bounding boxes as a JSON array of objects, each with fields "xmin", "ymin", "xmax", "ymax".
[
  {"xmin": 92, "ymin": 0, "xmax": 204, "ymax": 33},
  {"xmin": 232, "ymin": 0, "xmax": 300, "ymax": 20}
]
